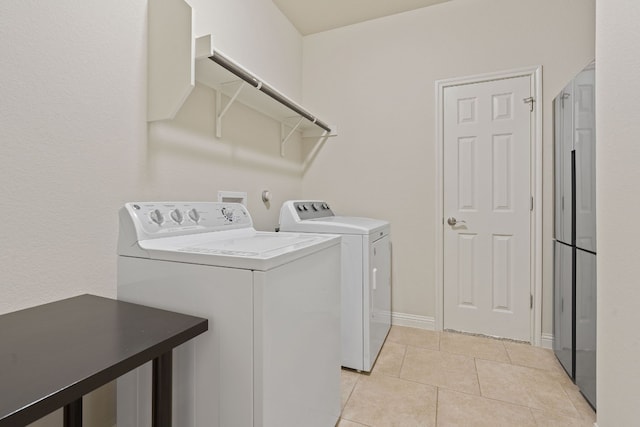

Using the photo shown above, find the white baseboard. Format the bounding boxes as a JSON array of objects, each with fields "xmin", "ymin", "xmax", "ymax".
[
  {"xmin": 391, "ymin": 314, "xmax": 555, "ymax": 350},
  {"xmin": 391, "ymin": 312, "xmax": 435, "ymax": 330},
  {"xmin": 540, "ymin": 333, "xmax": 554, "ymax": 349}
]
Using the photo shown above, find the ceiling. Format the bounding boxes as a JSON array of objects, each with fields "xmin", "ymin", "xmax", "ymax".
[{"xmin": 272, "ymin": 0, "xmax": 451, "ymax": 35}]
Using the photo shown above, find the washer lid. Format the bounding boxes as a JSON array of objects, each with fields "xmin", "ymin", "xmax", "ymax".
[
  {"xmin": 130, "ymin": 228, "xmax": 340, "ymax": 271},
  {"xmin": 282, "ymin": 216, "xmax": 389, "ymax": 235}
]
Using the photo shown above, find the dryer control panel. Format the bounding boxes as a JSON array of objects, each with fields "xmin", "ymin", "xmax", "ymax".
[{"xmin": 289, "ymin": 200, "xmax": 334, "ymax": 220}]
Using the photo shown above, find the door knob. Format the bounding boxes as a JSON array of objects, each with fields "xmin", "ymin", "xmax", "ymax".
[{"xmin": 447, "ymin": 217, "xmax": 466, "ymax": 226}]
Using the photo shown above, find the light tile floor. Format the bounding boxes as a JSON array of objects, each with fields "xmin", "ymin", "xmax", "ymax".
[{"xmin": 338, "ymin": 326, "xmax": 596, "ymax": 427}]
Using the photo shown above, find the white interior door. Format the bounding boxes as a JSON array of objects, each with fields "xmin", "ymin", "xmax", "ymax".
[{"xmin": 443, "ymin": 75, "xmax": 532, "ymax": 341}]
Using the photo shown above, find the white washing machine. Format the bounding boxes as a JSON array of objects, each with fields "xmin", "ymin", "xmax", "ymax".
[
  {"xmin": 279, "ymin": 200, "xmax": 391, "ymax": 372},
  {"xmin": 117, "ymin": 202, "xmax": 341, "ymax": 427}
]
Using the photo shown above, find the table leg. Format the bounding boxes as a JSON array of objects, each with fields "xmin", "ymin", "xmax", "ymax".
[
  {"xmin": 152, "ymin": 351, "xmax": 172, "ymax": 427},
  {"xmin": 63, "ymin": 398, "xmax": 82, "ymax": 427}
]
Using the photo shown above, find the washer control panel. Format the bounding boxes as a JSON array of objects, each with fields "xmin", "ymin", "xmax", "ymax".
[
  {"xmin": 292, "ymin": 200, "xmax": 334, "ymax": 220},
  {"xmin": 124, "ymin": 202, "xmax": 252, "ymax": 239}
]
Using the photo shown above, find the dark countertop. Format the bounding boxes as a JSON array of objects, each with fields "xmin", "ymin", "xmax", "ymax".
[{"xmin": 0, "ymin": 294, "xmax": 208, "ymax": 426}]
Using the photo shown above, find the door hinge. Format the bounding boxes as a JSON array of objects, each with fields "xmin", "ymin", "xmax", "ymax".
[
  {"xmin": 523, "ymin": 96, "xmax": 534, "ymax": 112},
  {"xmin": 530, "ymin": 196, "xmax": 534, "ymax": 211},
  {"xmin": 530, "ymin": 294, "xmax": 533, "ymax": 309}
]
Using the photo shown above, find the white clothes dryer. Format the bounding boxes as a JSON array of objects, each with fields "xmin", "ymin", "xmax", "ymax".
[
  {"xmin": 279, "ymin": 200, "xmax": 391, "ymax": 372},
  {"xmin": 117, "ymin": 202, "xmax": 341, "ymax": 427}
]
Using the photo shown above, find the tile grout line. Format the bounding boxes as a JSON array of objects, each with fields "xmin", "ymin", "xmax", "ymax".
[
  {"xmin": 383, "ymin": 328, "xmax": 590, "ymax": 424},
  {"xmin": 436, "ymin": 348, "xmax": 511, "ymax": 363},
  {"xmin": 528, "ymin": 406, "xmax": 537, "ymax": 425},
  {"xmin": 339, "ymin": 370, "xmax": 361, "ymax": 423},
  {"xmin": 473, "ymin": 357, "xmax": 483, "ymax": 397},
  {"xmin": 473, "ymin": 360, "xmax": 588, "ymax": 420},
  {"xmin": 387, "ymin": 344, "xmax": 479, "ymax": 396},
  {"xmin": 398, "ymin": 343, "xmax": 408, "ymax": 377},
  {"xmin": 337, "ymin": 372, "xmax": 373, "ymax": 427},
  {"xmin": 390, "ymin": 374, "xmax": 474, "ymax": 394},
  {"xmin": 502, "ymin": 341, "xmax": 513, "ymax": 365},
  {"xmin": 442, "ymin": 382, "xmax": 575, "ymax": 416},
  {"xmin": 557, "ymin": 378, "xmax": 587, "ymax": 421},
  {"xmin": 434, "ymin": 387, "xmax": 440, "ymax": 426},
  {"xmin": 338, "ymin": 413, "xmax": 372, "ymax": 427},
  {"xmin": 347, "ymin": 371, "xmax": 360, "ymax": 405}
]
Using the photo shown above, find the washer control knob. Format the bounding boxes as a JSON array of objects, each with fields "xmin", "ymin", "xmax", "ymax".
[
  {"xmin": 149, "ymin": 209, "xmax": 164, "ymax": 225},
  {"xmin": 297, "ymin": 204, "xmax": 304, "ymax": 212},
  {"xmin": 170, "ymin": 209, "xmax": 183, "ymax": 224},
  {"xmin": 188, "ymin": 208, "xmax": 200, "ymax": 223},
  {"xmin": 221, "ymin": 207, "xmax": 235, "ymax": 222},
  {"xmin": 303, "ymin": 204, "xmax": 308, "ymax": 211},
  {"xmin": 312, "ymin": 203, "xmax": 319, "ymax": 211},
  {"xmin": 322, "ymin": 203, "xmax": 329, "ymax": 209}
]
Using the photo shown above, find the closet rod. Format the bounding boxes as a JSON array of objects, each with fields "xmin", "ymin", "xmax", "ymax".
[{"xmin": 209, "ymin": 51, "xmax": 332, "ymax": 134}]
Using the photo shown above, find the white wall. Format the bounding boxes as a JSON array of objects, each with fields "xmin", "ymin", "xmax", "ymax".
[
  {"xmin": 0, "ymin": 0, "xmax": 146, "ymax": 315},
  {"xmin": 302, "ymin": 0, "xmax": 595, "ymax": 334},
  {"xmin": 596, "ymin": 0, "xmax": 640, "ymax": 424},
  {"xmin": 190, "ymin": 0, "xmax": 302, "ymax": 98},
  {"xmin": 146, "ymin": 0, "xmax": 306, "ymax": 233},
  {"xmin": 0, "ymin": 0, "xmax": 303, "ymax": 425}
]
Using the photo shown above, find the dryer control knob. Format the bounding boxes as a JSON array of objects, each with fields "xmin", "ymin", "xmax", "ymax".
[
  {"xmin": 188, "ymin": 208, "xmax": 200, "ymax": 223},
  {"xmin": 312, "ymin": 203, "xmax": 319, "ymax": 211},
  {"xmin": 149, "ymin": 209, "xmax": 164, "ymax": 225},
  {"xmin": 170, "ymin": 209, "xmax": 183, "ymax": 224}
]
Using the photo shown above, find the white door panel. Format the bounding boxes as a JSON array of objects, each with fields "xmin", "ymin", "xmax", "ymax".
[{"xmin": 443, "ymin": 76, "xmax": 531, "ymax": 341}]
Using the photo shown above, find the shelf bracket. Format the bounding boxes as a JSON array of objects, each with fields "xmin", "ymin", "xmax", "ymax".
[
  {"xmin": 280, "ymin": 117, "xmax": 305, "ymax": 157},
  {"xmin": 216, "ymin": 81, "xmax": 246, "ymax": 138}
]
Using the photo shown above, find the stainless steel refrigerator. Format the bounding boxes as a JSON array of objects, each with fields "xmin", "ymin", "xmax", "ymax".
[{"xmin": 553, "ymin": 62, "xmax": 596, "ymax": 409}]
